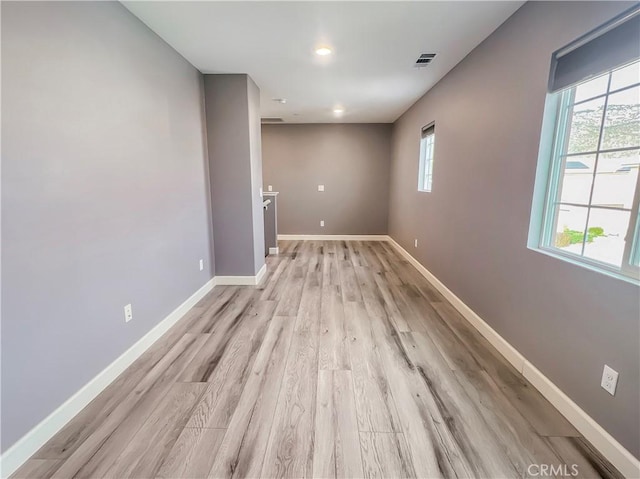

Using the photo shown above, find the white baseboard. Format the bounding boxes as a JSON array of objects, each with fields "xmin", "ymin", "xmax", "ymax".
[
  {"xmin": 386, "ymin": 236, "xmax": 640, "ymax": 478},
  {"xmin": 277, "ymin": 234, "xmax": 389, "ymax": 241},
  {"xmin": 522, "ymin": 362, "xmax": 640, "ymax": 479},
  {"xmin": 255, "ymin": 263, "xmax": 267, "ymax": 284},
  {"xmin": 0, "ymin": 278, "xmax": 217, "ymax": 479},
  {"xmin": 386, "ymin": 237, "xmax": 525, "ymax": 371},
  {"xmin": 268, "ymin": 247, "xmax": 280, "ymax": 255},
  {"xmin": 215, "ymin": 263, "xmax": 267, "ymax": 286}
]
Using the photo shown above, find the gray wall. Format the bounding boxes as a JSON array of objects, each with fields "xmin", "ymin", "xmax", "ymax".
[
  {"xmin": 262, "ymin": 124, "xmax": 392, "ymax": 235},
  {"xmin": 204, "ymin": 74, "xmax": 265, "ymax": 277},
  {"xmin": 1, "ymin": 1, "xmax": 213, "ymax": 451},
  {"xmin": 388, "ymin": 1, "xmax": 640, "ymax": 456},
  {"xmin": 247, "ymin": 77, "xmax": 266, "ymax": 273}
]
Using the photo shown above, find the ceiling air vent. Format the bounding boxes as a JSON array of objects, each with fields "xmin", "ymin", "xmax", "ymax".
[
  {"xmin": 261, "ymin": 117, "xmax": 284, "ymax": 123},
  {"xmin": 415, "ymin": 53, "xmax": 436, "ymax": 67}
]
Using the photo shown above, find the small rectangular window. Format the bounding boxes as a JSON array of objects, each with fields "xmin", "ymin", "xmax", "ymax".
[
  {"xmin": 530, "ymin": 5, "xmax": 640, "ymax": 283},
  {"xmin": 418, "ymin": 123, "xmax": 435, "ymax": 192}
]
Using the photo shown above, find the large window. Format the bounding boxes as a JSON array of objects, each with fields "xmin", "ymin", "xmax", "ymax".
[
  {"xmin": 530, "ymin": 6, "xmax": 640, "ymax": 282},
  {"xmin": 418, "ymin": 123, "xmax": 435, "ymax": 192}
]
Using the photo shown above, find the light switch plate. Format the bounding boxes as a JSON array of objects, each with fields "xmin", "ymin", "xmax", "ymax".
[{"xmin": 268, "ymin": 185, "xmax": 273, "ymax": 192}]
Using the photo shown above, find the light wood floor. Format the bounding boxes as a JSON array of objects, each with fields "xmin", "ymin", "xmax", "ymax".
[{"xmin": 13, "ymin": 241, "xmax": 621, "ymax": 479}]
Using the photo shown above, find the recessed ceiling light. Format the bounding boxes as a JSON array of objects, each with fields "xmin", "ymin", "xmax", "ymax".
[
  {"xmin": 315, "ymin": 46, "xmax": 332, "ymax": 56},
  {"xmin": 272, "ymin": 98, "xmax": 287, "ymax": 104},
  {"xmin": 333, "ymin": 107, "xmax": 345, "ymax": 115}
]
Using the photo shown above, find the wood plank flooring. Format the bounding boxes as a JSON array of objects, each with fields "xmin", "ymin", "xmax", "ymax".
[{"xmin": 13, "ymin": 240, "xmax": 622, "ymax": 479}]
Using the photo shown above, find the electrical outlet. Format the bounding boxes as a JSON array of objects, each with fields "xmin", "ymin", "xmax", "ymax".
[
  {"xmin": 124, "ymin": 304, "xmax": 133, "ymax": 323},
  {"xmin": 414, "ymin": 239, "xmax": 418, "ymax": 248},
  {"xmin": 318, "ymin": 185, "xmax": 325, "ymax": 192},
  {"xmin": 601, "ymin": 365, "xmax": 619, "ymax": 396},
  {"xmin": 268, "ymin": 185, "xmax": 273, "ymax": 192},
  {"xmin": 199, "ymin": 259, "xmax": 204, "ymax": 271},
  {"xmin": 320, "ymin": 220, "xmax": 325, "ymax": 227}
]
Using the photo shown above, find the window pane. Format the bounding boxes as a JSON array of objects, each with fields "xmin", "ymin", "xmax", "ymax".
[
  {"xmin": 425, "ymin": 135, "xmax": 434, "ymax": 159},
  {"xmin": 554, "ymin": 204, "xmax": 588, "ymax": 253},
  {"xmin": 426, "ymin": 156, "xmax": 433, "ymax": 178},
  {"xmin": 559, "ymin": 155, "xmax": 595, "ymax": 205},
  {"xmin": 601, "ymin": 86, "xmax": 640, "ymax": 150},
  {"xmin": 420, "ymin": 137, "xmax": 427, "ymax": 162},
  {"xmin": 610, "ymin": 61, "xmax": 640, "ymax": 92},
  {"xmin": 591, "ymin": 149, "xmax": 640, "ymax": 209},
  {"xmin": 420, "ymin": 133, "xmax": 434, "ymax": 192},
  {"xmin": 583, "ymin": 208, "xmax": 630, "ymax": 266},
  {"xmin": 566, "ymin": 97, "xmax": 605, "ymax": 154},
  {"xmin": 574, "ymin": 73, "xmax": 609, "ymax": 103},
  {"xmin": 419, "ymin": 143, "xmax": 425, "ymax": 190}
]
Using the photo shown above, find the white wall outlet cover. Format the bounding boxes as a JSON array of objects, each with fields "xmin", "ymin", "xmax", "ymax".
[
  {"xmin": 601, "ymin": 365, "xmax": 619, "ymax": 396},
  {"xmin": 199, "ymin": 259, "xmax": 204, "ymax": 271},
  {"xmin": 318, "ymin": 185, "xmax": 325, "ymax": 192},
  {"xmin": 320, "ymin": 220, "xmax": 325, "ymax": 227},
  {"xmin": 268, "ymin": 185, "xmax": 273, "ymax": 192},
  {"xmin": 124, "ymin": 304, "xmax": 133, "ymax": 323}
]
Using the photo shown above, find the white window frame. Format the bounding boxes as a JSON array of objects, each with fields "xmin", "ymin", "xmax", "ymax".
[
  {"xmin": 529, "ymin": 65, "xmax": 640, "ymax": 284},
  {"xmin": 418, "ymin": 123, "xmax": 435, "ymax": 192}
]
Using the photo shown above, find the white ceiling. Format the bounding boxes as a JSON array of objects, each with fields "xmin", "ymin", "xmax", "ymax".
[{"xmin": 122, "ymin": 1, "xmax": 524, "ymax": 123}]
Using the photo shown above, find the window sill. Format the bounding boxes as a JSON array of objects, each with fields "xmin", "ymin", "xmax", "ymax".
[{"xmin": 528, "ymin": 246, "xmax": 640, "ymax": 286}]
